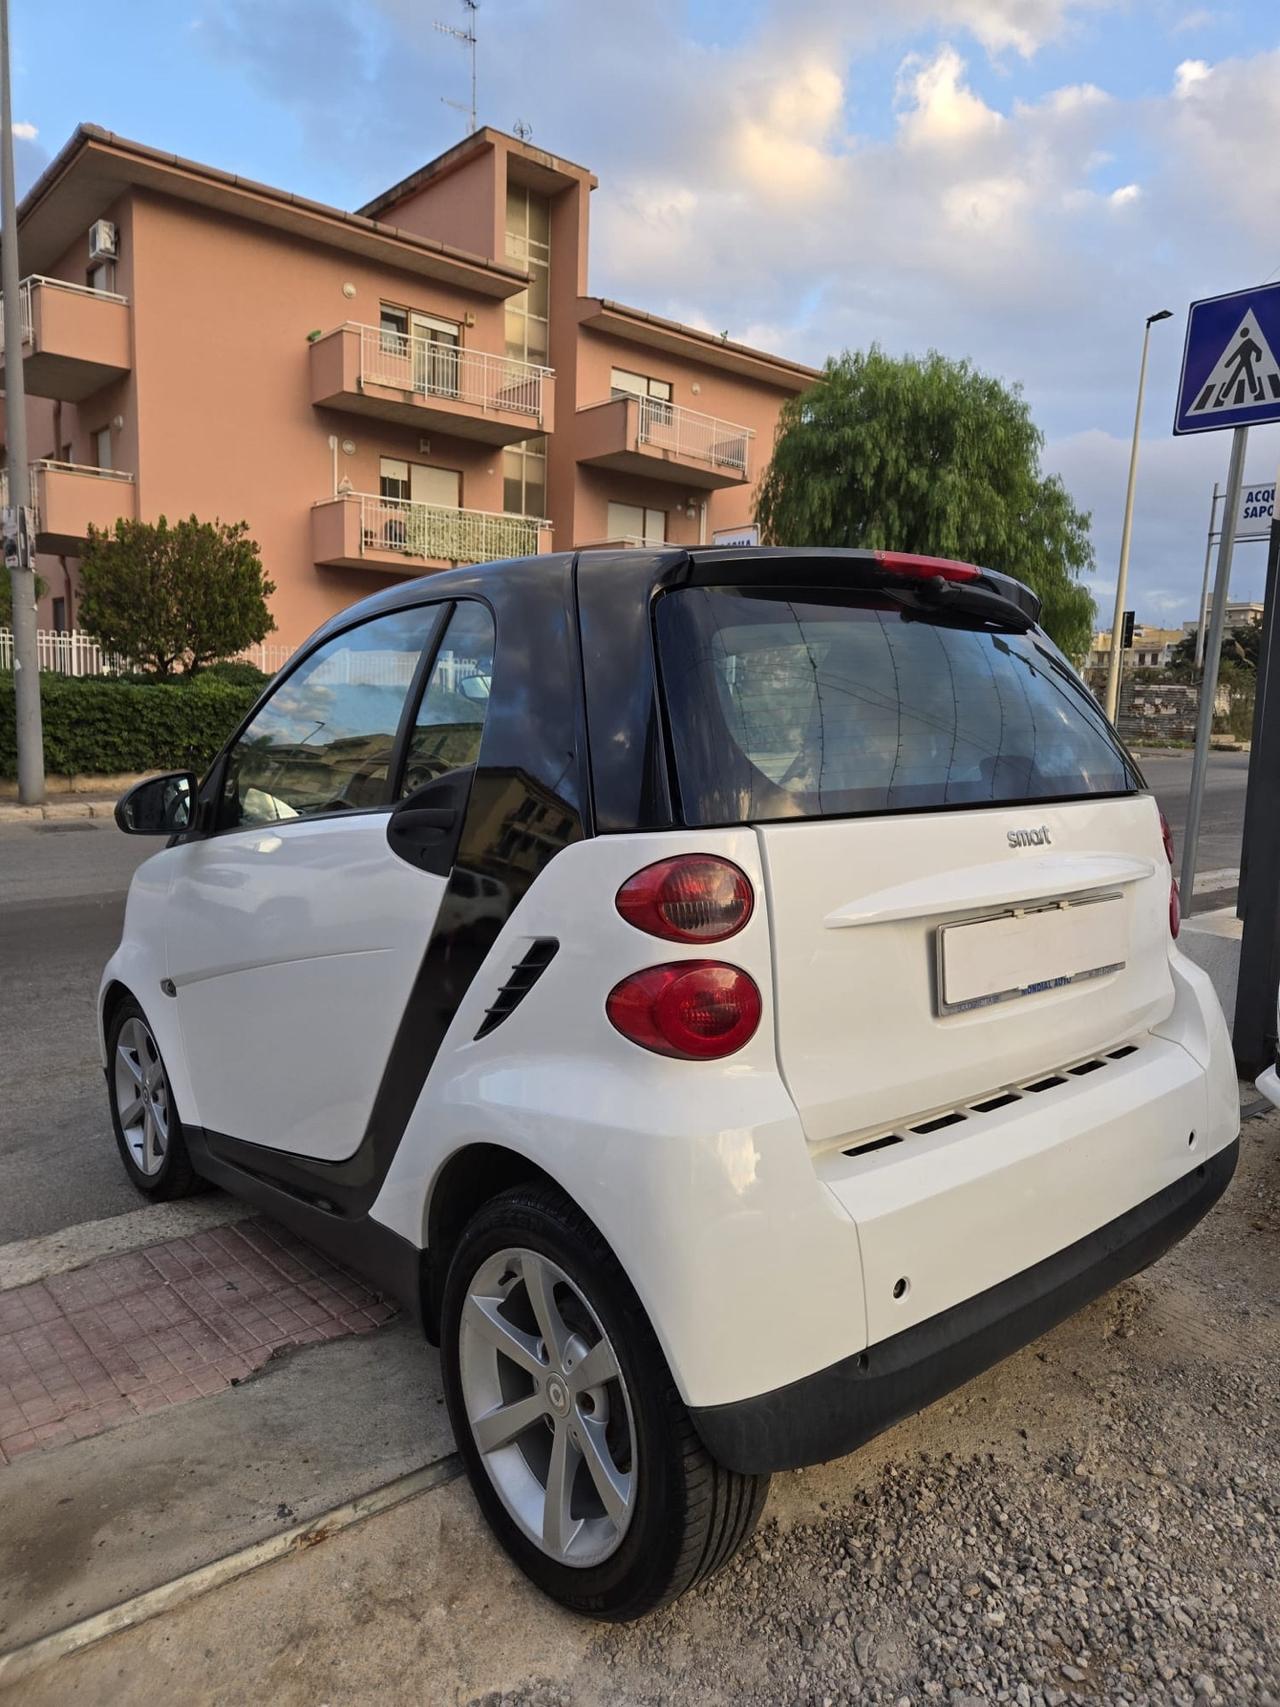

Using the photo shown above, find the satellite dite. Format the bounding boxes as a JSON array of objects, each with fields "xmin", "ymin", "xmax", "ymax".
[{"xmin": 1175, "ymin": 283, "xmax": 1280, "ymax": 435}]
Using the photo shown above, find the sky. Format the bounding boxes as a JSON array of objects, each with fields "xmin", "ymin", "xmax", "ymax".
[{"xmin": 11, "ymin": 0, "xmax": 1280, "ymax": 630}]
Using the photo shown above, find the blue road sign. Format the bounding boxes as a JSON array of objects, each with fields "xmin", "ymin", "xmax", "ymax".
[{"xmin": 1174, "ymin": 283, "xmax": 1280, "ymax": 435}]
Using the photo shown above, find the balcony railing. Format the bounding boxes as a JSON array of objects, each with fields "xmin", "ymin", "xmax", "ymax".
[
  {"xmin": 634, "ymin": 394, "xmax": 753, "ymax": 476},
  {"xmin": 0, "ymin": 275, "xmax": 129, "ymax": 357},
  {"xmin": 357, "ymin": 493, "xmax": 548, "ymax": 564},
  {"xmin": 355, "ymin": 325, "xmax": 550, "ymax": 422}
]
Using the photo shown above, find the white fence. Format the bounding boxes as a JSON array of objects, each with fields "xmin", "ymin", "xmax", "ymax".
[
  {"xmin": 357, "ymin": 493, "xmax": 545, "ymax": 565},
  {"xmin": 636, "ymin": 394, "xmax": 753, "ymax": 476},
  {"xmin": 355, "ymin": 324, "xmax": 550, "ymax": 422},
  {"xmin": 0, "ymin": 628, "xmax": 296, "ymax": 678}
]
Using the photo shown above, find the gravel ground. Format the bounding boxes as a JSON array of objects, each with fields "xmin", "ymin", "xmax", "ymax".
[
  {"xmin": 9, "ymin": 1113, "xmax": 1277, "ymax": 1706},
  {"xmin": 469, "ymin": 1115, "xmax": 1280, "ymax": 1707}
]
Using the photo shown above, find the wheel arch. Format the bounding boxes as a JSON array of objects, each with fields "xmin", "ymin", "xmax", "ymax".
[{"xmin": 422, "ymin": 1142, "xmax": 581, "ymax": 1343}]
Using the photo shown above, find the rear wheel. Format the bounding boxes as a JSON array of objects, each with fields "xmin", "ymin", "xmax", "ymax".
[
  {"xmin": 107, "ymin": 997, "xmax": 203, "ymax": 1199},
  {"xmin": 441, "ymin": 1184, "xmax": 769, "ymax": 1620}
]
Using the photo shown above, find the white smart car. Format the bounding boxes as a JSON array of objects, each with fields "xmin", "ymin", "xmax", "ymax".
[{"xmin": 103, "ymin": 546, "xmax": 1239, "ymax": 1620}]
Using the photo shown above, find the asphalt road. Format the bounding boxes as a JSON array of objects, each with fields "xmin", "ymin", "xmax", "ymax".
[{"xmin": 0, "ymin": 749, "xmax": 1251, "ymax": 1244}]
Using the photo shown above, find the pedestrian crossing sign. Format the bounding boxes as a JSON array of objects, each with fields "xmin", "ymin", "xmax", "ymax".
[{"xmin": 1175, "ymin": 282, "xmax": 1280, "ymax": 434}]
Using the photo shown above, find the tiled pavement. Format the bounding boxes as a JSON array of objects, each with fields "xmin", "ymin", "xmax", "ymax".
[{"xmin": 0, "ymin": 1220, "xmax": 397, "ymax": 1464}]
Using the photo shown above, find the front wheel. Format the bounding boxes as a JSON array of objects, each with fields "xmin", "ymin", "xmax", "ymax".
[
  {"xmin": 107, "ymin": 997, "xmax": 204, "ymax": 1199},
  {"xmin": 441, "ymin": 1183, "xmax": 770, "ymax": 1621}
]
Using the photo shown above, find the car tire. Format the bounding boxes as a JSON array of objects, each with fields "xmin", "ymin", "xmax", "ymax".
[
  {"xmin": 441, "ymin": 1182, "xmax": 770, "ymax": 1621},
  {"xmin": 106, "ymin": 996, "xmax": 204, "ymax": 1200}
]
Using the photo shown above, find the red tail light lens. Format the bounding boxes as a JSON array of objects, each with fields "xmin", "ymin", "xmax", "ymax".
[
  {"xmin": 1159, "ymin": 809, "xmax": 1179, "ymax": 937},
  {"xmin": 606, "ymin": 962, "xmax": 762, "ymax": 1060},
  {"xmin": 872, "ymin": 550, "xmax": 982, "ymax": 583},
  {"xmin": 1159, "ymin": 808, "xmax": 1176, "ymax": 867},
  {"xmin": 616, "ymin": 855, "xmax": 753, "ymax": 942}
]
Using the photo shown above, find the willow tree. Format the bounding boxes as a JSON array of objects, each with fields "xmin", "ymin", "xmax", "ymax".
[{"xmin": 755, "ymin": 348, "xmax": 1096, "ymax": 659}]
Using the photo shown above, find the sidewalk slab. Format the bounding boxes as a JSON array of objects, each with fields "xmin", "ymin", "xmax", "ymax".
[
  {"xmin": 0, "ymin": 1319, "xmax": 450, "ymax": 1653},
  {"xmin": 0, "ymin": 1218, "xmax": 395, "ymax": 1464},
  {"xmin": 1179, "ymin": 905, "xmax": 1242, "ymax": 1030},
  {"xmin": 0, "ymin": 1196, "xmax": 247, "ymax": 1293}
]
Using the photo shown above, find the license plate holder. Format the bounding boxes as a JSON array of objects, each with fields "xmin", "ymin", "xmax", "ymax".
[{"xmin": 937, "ymin": 893, "xmax": 1126, "ymax": 1016}]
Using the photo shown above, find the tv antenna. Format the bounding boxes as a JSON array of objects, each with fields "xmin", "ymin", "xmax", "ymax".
[
  {"xmin": 435, "ymin": 0, "xmax": 478, "ymax": 135},
  {"xmin": 513, "ymin": 119, "xmax": 532, "ymax": 141}
]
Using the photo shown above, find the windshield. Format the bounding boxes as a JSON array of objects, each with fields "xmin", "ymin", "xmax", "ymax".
[{"xmin": 655, "ymin": 585, "xmax": 1141, "ymax": 826}]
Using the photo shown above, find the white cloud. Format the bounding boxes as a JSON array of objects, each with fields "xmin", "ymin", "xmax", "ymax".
[
  {"xmin": 1108, "ymin": 183, "xmax": 1140, "ymax": 207},
  {"xmin": 1174, "ymin": 57, "xmax": 1211, "ymax": 95},
  {"xmin": 11, "ymin": 121, "xmax": 36, "ymax": 140},
  {"xmin": 897, "ymin": 46, "xmax": 1004, "ymax": 147}
]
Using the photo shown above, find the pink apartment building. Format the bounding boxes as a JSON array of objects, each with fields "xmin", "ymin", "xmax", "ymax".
[{"xmin": 1, "ymin": 124, "xmax": 817, "ymax": 648}]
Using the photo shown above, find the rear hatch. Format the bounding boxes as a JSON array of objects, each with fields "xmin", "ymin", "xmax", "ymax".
[{"xmin": 655, "ymin": 574, "xmax": 1175, "ymax": 1147}]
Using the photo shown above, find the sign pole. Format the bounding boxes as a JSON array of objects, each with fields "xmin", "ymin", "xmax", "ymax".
[
  {"xmin": 1232, "ymin": 460, "xmax": 1280, "ymax": 1072},
  {"xmin": 1194, "ymin": 483, "xmax": 1219, "ymax": 670},
  {"xmin": 1179, "ymin": 424, "xmax": 1248, "ymax": 907},
  {"xmin": 1104, "ymin": 314, "xmax": 1164, "ymax": 722},
  {"xmin": 0, "ymin": 0, "xmax": 43, "ymax": 805}
]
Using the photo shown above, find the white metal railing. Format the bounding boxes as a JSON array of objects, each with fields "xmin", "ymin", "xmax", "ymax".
[
  {"xmin": 0, "ymin": 628, "xmax": 296, "ymax": 679},
  {"xmin": 31, "ymin": 458, "xmax": 135, "ymax": 483},
  {"xmin": 353, "ymin": 324, "xmax": 551, "ymax": 422},
  {"xmin": 0, "ymin": 275, "xmax": 129, "ymax": 357},
  {"xmin": 635, "ymin": 394, "xmax": 753, "ymax": 475},
  {"xmin": 355, "ymin": 493, "xmax": 547, "ymax": 565}
]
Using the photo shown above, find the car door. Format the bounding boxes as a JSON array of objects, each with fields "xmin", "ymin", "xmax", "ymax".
[{"xmin": 166, "ymin": 600, "xmax": 496, "ymax": 1162}]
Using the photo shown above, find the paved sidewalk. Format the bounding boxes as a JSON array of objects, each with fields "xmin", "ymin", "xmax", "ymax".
[{"xmin": 0, "ymin": 1219, "xmax": 396, "ymax": 1463}]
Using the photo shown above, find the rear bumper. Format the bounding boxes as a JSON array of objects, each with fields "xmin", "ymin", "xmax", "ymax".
[
  {"xmin": 1256, "ymin": 1064, "xmax": 1280, "ymax": 1111},
  {"xmin": 691, "ymin": 1137, "xmax": 1238, "ymax": 1474}
]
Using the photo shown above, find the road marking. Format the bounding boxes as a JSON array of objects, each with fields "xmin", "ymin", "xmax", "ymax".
[
  {"xmin": 0, "ymin": 1454, "xmax": 464, "ymax": 1689},
  {"xmin": 0, "ymin": 1196, "xmax": 247, "ymax": 1292},
  {"xmin": 1192, "ymin": 867, "xmax": 1240, "ymax": 893}
]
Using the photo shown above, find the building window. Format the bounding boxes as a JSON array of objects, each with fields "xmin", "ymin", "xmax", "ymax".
[
  {"xmin": 380, "ymin": 456, "xmax": 461, "ymax": 510},
  {"xmin": 503, "ymin": 437, "xmax": 547, "ymax": 517},
  {"xmin": 607, "ymin": 501, "xmax": 665, "ymax": 545},
  {"xmin": 380, "ymin": 303, "xmax": 409, "ymax": 354},
  {"xmin": 92, "ymin": 426, "xmax": 112, "ymax": 470},
  {"xmin": 610, "ymin": 368, "xmax": 672, "ymax": 404},
  {"xmin": 504, "ymin": 184, "xmax": 550, "ymax": 365},
  {"xmin": 52, "ymin": 597, "xmax": 67, "ymax": 634}
]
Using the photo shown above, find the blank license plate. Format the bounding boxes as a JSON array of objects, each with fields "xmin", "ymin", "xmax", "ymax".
[{"xmin": 938, "ymin": 895, "xmax": 1126, "ymax": 1015}]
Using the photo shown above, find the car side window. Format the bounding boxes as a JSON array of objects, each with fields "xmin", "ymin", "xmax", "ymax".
[
  {"xmin": 398, "ymin": 602, "xmax": 496, "ymax": 798},
  {"xmin": 221, "ymin": 607, "xmax": 440, "ymax": 829}
]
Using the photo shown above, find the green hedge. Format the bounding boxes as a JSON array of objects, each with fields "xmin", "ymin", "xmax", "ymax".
[{"xmin": 0, "ymin": 673, "xmax": 261, "ymax": 778}]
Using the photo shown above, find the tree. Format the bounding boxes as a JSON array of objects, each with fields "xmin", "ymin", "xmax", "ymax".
[
  {"xmin": 755, "ymin": 348, "xmax": 1097, "ymax": 658},
  {"xmin": 1168, "ymin": 619, "xmax": 1260, "ymax": 678},
  {"xmin": 78, "ymin": 516, "xmax": 275, "ymax": 677},
  {"xmin": 0, "ymin": 571, "xmax": 47, "ymax": 628}
]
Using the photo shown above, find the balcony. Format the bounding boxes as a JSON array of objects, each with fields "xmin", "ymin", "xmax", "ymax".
[
  {"xmin": 312, "ymin": 492, "xmax": 552, "ymax": 574},
  {"xmin": 0, "ymin": 277, "xmax": 131, "ymax": 402},
  {"xmin": 575, "ymin": 394, "xmax": 753, "ymax": 488},
  {"xmin": 12, "ymin": 462, "xmax": 136, "ymax": 554},
  {"xmin": 310, "ymin": 324, "xmax": 554, "ymax": 443}
]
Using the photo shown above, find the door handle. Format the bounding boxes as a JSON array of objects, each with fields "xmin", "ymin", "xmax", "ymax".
[{"xmin": 395, "ymin": 806, "xmax": 457, "ymax": 834}]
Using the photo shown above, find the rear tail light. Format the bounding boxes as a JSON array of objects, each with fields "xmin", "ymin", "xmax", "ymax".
[
  {"xmin": 1159, "ymin": 808, "xmax": 1180, "ymax": 938},
  {"xmin": 872, "ymin": 550, "xmax": 982, "ymax": 584},
  {"xmin": 606, "ymin": 962, "xmax": 762, "ymax": 1060},
  {"xmin": 615, "ymin": 855, "xmax": 753, "ymax": 942}
]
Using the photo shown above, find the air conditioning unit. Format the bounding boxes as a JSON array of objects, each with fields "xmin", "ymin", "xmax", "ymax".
[{"xmin": 88, "ymin": 220, "xmax": 118, "ymax": 262}]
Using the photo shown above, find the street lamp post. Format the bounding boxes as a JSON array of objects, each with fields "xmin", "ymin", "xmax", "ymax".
[{"xmin": 1104, "ymin": 309, "xmax": 1173, "ymax": 724}]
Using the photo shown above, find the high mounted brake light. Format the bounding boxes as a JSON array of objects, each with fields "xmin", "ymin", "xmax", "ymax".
[{"xmin": 872, "ymin": 551, "xmax": 983, "ymax": 583}]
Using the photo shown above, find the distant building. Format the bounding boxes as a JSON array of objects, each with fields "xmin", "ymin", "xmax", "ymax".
[
  {"xmin": 1087, "ymin": 623, "xmax": 1185, "ymax": 675},
  {"xmin": 1182, "ymin": 601, "xmax": 1265, "ymax": 638},
  {"xmin": 0, "ymin": 124, "xmax": 818, "ymax": 648}
]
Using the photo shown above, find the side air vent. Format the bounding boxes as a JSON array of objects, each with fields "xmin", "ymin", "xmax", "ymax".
[{"xmin": 474, "ymin": 939, "xmax": 559, "ymax": 1040}]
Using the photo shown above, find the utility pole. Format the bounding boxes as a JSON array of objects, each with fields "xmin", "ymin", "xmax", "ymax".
[
  {"xmin": 1194, "ymin": 482, "xmax": 1220, "ymax": 670},
  {"xmin": 0, "ymin": 0, "xmax": 43, "ymax": 804},
  {"xmin": 1104, "ymin": 308, "xmax": 1172, "ymax": 723}
]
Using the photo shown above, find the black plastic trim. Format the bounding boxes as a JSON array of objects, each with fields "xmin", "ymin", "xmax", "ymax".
[
  {"xmin": 691, "ymin": 1139, "xmax": 1239, "ymax": 1474},
  {"xmin": 475, "ymin": 938, "xmax": 559, "ymax": 1039},
  {"xmin": 185, "ymin": 1127, "xmax": 426, "ymax": 1323}
]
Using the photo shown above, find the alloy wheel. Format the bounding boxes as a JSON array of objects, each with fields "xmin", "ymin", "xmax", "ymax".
[
  {"xmin": 114, "ymin": 1016, "xmax": 171, "ymax": 1177},
  {"xmin": 458, "ymin": 1246, "xmax": 637, "ymax": 1567}
]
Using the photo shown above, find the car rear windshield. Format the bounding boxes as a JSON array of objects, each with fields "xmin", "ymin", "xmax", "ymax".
[{"xmin": 655, "ymin": 585, "xmax": 1140, "ymax": 826}]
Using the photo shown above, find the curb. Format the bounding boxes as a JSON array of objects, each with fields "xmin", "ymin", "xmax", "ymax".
[{"xmin": 0, "ymin": 799, "xmax": 116, "ymax": 824}]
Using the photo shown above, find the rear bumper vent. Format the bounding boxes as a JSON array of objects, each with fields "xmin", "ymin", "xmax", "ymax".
[
  {"xmin": 842, "ymin": 1043, "xmax": 1142, "ymax": 1159},
  {"xmin": 474, "ymin": 938, "xmax": 559, "ymax": 1040}
]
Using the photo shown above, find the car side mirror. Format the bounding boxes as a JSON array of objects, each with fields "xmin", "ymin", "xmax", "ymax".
[{"xmin": 115, "ymin": 772, "xmax": 197, "ymax": 835}]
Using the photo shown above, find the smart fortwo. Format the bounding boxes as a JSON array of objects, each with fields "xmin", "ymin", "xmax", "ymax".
[{"xmin": 103, "ymin": 546, "xmax": 1239, "ymax": 1621}]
